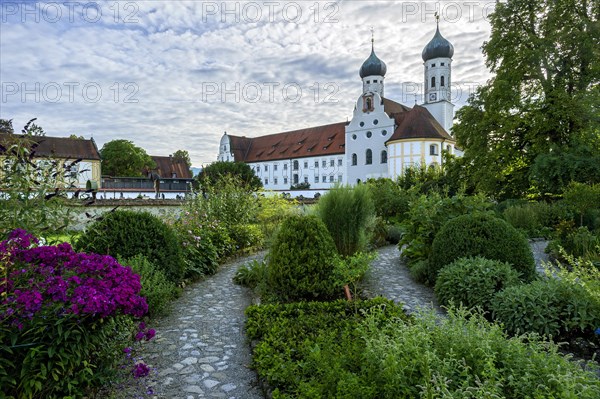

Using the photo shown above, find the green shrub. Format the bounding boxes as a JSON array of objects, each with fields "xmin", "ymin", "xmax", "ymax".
[
  {"xmin": 246, "ymin": 300, "xmax": 600, "ymax": 399},
  {"xmin": 76, "ymin": 210, "xmax": 185, "ymax": 283},
  {"xmin": 365, "ymin": 178, "xmax": 410, "ymax": 223},
  {"xmin": 503, "ymin": 201, "xmax": 569, "ymax": 238},
  {"xmin": 267, "ymin": 215, "xmax": 339, "ymax": 302},
  {"xmin": 434, "ymin": 257, "xmax": 521, "ymax": 314},
  {"xmin": 233, "ymin": 258, "xmax": 268, "ymax": 290},
  {"xmin": 385, "ymin": 223, "xmax": 403, "ymax": 244},
  {"xmin": 121, "ymin": 255, "xmax": 180, "ymax": 316},
  {"xmin": 368, "ymin": 216, "xmax": 389, "ymax": 248},
  {"xmin": 491, "ymin": 278, "xmax": 600, "ymax": 340},
  {"xmin": 229, "ymin": 223, "xmax": 264, "ymax": 251},
  {"xmin": 562, "ymin": 182, "xmax": 600, "ymax": 227},
  {"xmin": 256, "ymin": 194, "xmax": 299, "ymax": 244},
  {"xmin": 359, "ymin": 307, "xmax": 600, "ymax": 399},
  {"xmin": 399, "ymin": 192, "xmax": 494, "ymax": 264},
  {"xmin": 429, "ymin": 213, "xmax": 536, "ymax": 284},
  {"xmin": 317, "ymin": 184, "xmax": 375, "ymax": 256},
  {"xmin": 408, "ymin": 259, "xmax": 430, "ymax": 284}
]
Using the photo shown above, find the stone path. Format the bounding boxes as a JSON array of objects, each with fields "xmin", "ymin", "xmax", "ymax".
[
  {"xmin": 130, "ymin": 253, "xmax": 266, "ymax": 399},
  {"xmin": 362, "ymin": 241, "xmax": 550, "ymax": 317}
]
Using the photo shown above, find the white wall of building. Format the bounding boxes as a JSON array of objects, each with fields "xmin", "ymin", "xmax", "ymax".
[{"xmin": 387, "ymin": 139, "xmax": 456, "ymax": 177}]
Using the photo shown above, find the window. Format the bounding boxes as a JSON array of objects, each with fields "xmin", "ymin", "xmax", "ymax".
[
  {"xmin": 430, "ymin": 144, "xmax": 439, "ymax": 156},
  {"xmin": 381, "ymin": 150, "xmax": 388, "ymax": 164},
  {"xmin": 441, "ymin": 76, "xmax": 445, "ymax": 87},
  {"xmin": 293, "ymin": 160, "xmax": 299, "ymax": 170},
  {"xmin": 314, "ymin": 176, "xmax": 319, "ymax": 183},
  {"xmin": 274, "ymin": 177, "xmax": 278, "ymax": 184},
  {"xmin": 284, "ymin": 177, "xmax": 288, "ymax": 184},
  {"xmin": 366, "ymin": 131, "xmax": 372, "ymax": 138},
  {"xmin": 373, "ymin": 79, "xmax": 377, "ymax": 83},
  {"xmin": 352, "ymin": 153, "xmax": 357, "ymax": 166},
  {"xmin": 304, "ymin": 176, "xmax": 309, "ymax": 183},
  {"xmin": 431, "ymin": 76, "xmax": 436, "ymax": 88},
  {"xmin": 338, "ymin": 174, "xmax": 343, "ymax": 182},
  {"xmin": 432, "ymin": 63, "xmax": 436, "ymax": 67},
  {"xmin": 382, "ymin": 130, "xmax": 388, "ymax": 136},
  {"xmin": 293, "ymin": 174, "xmax": 299, "ymax": 184},
  {"xmin": 322, "ymin": 175, "xmax": 326, "ymax": 183},
  {"xmin": 441, "ymin": 62, "xmax": 445, "ymax": 66},
  {"xmin": 284, "ymin": 163, "xmax": 288, "ymax": 170},
  {"xmin": 366, "ymin": 149, "xmax": 372, "ymax": 165},
  {"xmin": 373, "ymin": 119, "xmax": 378, "ymax": 125},
  {"xmin": 304, "ymin": 161, "xmax": 308, "ymax": 168},
  {"xmin": 315, "ymin": 161, "xmax": 319, "ymax": 168},
  {"xmin": 359, "ymin": 122, "xmax": 365, "ymax": 127},
  {"xmin": 330, "ymin": 159, "xmax": 334, "ymax": 167},
  {"xmin": 322, "ymin": 160, "xmax": 327, "ymax": 167},
  {"xmin": 329, "ymin": 175, "xmax": 334, "ymax": 182},
  {"xmin": 274, "ymin": 164, "xmax": 278, "ymax": 171},
  {"xmin": 366, "ymin": 80, "xmax": 370, "ymax": 84},
  {"xmin": 352, "ymin": 134, "xmax": 357, "ymax": 140},
  {"xmin": 338, "ymin": 158, "xmax": 342, "ymax": 166},
  {"xmin": 264, "ymin": 178, "xmax": 268, "ymax": 185},
  {"xmin": 264, "ymin": 165, "xmax": 268, "ymax": 171}
]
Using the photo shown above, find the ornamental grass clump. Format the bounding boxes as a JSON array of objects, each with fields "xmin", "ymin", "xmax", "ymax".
[{"xmin": 0, "ymin": 229, "xmax": 149, "ymax": 398}]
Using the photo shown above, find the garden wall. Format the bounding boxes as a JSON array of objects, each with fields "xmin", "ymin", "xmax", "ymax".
[{"xmin": 69, "ymin": 199, "xmax": 184, "ymax": 231}]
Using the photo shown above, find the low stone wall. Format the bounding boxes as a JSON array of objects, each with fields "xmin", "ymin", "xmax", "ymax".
[{"xmin": 69, "ymin": 199, "xmax": 185, "ymax": 231}]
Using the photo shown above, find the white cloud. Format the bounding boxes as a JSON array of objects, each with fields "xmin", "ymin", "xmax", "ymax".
[{"xmin": 1, "ymin": 0, "xmax": 494, "ymax": 166}]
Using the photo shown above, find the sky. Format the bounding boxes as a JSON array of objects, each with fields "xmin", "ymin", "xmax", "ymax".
[{"xmin": 0, "ymin": 1, "xmax": 495, "ymax": 167}]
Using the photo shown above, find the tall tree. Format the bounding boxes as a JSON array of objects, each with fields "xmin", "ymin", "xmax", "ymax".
[
  {"xmin": 100, "ymin": 139, "xmax": 155, "ymax": 177},
  {"xmin": 0, "ymin": 119, "xmax": 14, "ymax": 134},
  {"xmin": 198, "ymin": 161, "xmax": 262, "ymax": 191},
  {"xmin": 452, "ymin": 0, "xmax": 600, "ymax": 199},
  {"xmin": 172, "ymin": 149, "xmax": 192, "ymax": 176}
]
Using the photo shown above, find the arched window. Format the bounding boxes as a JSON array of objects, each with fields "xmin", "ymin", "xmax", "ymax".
[
  {"xmin": 366, "ymin": 149, "xmax": 372, "ymax": 165},
  {"xmin": 441, "ymin": 76, "xmax": 445, "ymax": 87},
  {"xmin": 381, "ymin": 150, "xmax": 387, "ymax": 164},
  {"xmin": 293, "ymin": 160, "xmax": 299, "ymax": 170},
  {"xmin": 431, "ymin": 76, "xmax": 436, "ymax": 88},
  {"xmin": 351, "ymin": 153, "xmax": 357, "ymax": 166}
]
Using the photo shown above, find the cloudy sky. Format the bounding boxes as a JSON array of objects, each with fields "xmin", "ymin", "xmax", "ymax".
[{"xmin": 1, "ymin": 1, "xmax": 495, "ymax": 167}]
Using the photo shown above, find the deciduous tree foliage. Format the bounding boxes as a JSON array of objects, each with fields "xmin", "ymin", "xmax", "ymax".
[
  {"xmin": 172, "ymin": 149, "xmax": 192, "ymax": 170},
  {"xmin": 100, "ymin": 139, "xmax": 155, "ymax": 177},
  {"xmin": 452, "ymin": 0, "xmax": 600, "ymax": 199},
  {"xmin": 198, "ymin": 161, "xmax": 262, "ymax": 191}
]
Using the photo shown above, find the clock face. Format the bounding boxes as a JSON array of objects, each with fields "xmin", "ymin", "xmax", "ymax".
[{"xmin": 429, "ymin": 93, "xmax": 437, "ymax": 101}]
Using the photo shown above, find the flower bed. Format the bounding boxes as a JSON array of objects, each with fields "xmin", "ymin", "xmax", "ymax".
[{"xmin": 0, "ymin": 229, "xmax": 149, "ymax": 398}]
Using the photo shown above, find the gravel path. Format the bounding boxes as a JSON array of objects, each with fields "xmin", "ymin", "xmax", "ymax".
[{"xmin": 130, "ymin": 253, "xmax": 266, "ymax": 399}]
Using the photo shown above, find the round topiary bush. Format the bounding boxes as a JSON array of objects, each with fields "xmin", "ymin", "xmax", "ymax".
[
  {"xmin": 434, "ymin": 256, "xmax": 521, "ymax": 314},
  {"xmin": 75, "ymin": 210, "xmax": 185, "ymax": 283},
  {"xmin": 429, "ymin": 213, "xmax": 536, "ymax": 284},
  {"xmin": 267, "ymin": 215, "xmax": 339, "ymax": 302}
]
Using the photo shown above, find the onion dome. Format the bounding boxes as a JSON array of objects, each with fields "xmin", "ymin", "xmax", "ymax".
[
  {"xmin": 422, "ymin": 24, "xmax": 454, "ymax": 61},
  {"xmin": 360, "ymin": 44, "xmax": 387, "ymax": 78}
]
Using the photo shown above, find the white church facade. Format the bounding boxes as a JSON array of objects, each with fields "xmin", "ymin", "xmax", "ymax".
[{"xmin": 217, "ymin": 23, "xmax": 460, "ymax": 190}]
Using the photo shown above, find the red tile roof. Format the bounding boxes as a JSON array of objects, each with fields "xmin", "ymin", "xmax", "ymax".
[
  {"xmin": 228, "ymin": 122, "xmax": 348, "ymax": 162},
  {"xmin": 0, "ymin": 134, "xmax": 101, "ymax": 160},
  {"xmin": 386, "ymin": 105, "xmax": 453, "ymax": 142},
  {"xmin": 148, "ymin": 156, "xmax": 193, "ymax": 179}
]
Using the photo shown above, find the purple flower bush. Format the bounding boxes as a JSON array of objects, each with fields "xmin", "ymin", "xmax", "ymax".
[
  {"xmin": 1, "ymin": 229, "xmax": 148, "ymax": 324},
  {"xmin": 0, "ymin": 229, "xmax": 151, "ymax": 398}
]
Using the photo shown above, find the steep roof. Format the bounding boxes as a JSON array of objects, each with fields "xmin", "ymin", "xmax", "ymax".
[
  {"xmin": 228, "ymin": 122, "xmax": 347, "ymax": 163},
  {"xmin": 149, "ymin": 156, "xmax": 193, "ymax": 179},
  {"xmin": 0, "ymin": 134, "xmax": 101, "ymax": 160},
  {"xmin": 386, "ymin": 105, "xmax": 454, "ymax": 142}
]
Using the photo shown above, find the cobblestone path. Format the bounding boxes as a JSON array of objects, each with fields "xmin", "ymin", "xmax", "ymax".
[{"xmin": 132, "ymin": 253, "xmax": 266, "ymax": 399}]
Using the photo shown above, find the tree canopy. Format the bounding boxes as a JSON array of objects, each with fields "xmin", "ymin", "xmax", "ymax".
[
  {"xmin": 451, "ymin": 0, "xmax": 600, "ymax": 199},
  {"xmin": 172, "ymin": 149, "xmax": 192, "ymax": 176},
  {"xmin": 197, "ymin": 161, "xmax": 262, "ymax": 191},
  {"xmin": 100, "ymin": 139, "xmax": 155, "ymax": 177}
]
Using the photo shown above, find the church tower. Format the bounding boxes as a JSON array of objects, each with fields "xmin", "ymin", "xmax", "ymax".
[
  {"xmin": 421, "ymin": 17, "xmax": 454, "ymax": 133},
  {"xmin": 359, "ymin": 32, "xmax": 387, "ymax": 97}
]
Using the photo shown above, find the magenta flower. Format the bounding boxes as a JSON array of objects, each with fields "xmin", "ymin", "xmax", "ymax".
[{"xmin": 132, "ymin": 362, "xmax": 150, "ymax": 378}]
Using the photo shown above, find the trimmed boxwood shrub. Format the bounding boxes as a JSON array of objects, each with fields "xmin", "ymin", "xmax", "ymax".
[
  {"xmin": 267, "ymin": 215, "xmax": 339, "ymax": 302},
  {"xmin": 434, "ymin": 257, "xmax": 521, "ymax": 314},
  {"xmin": 491, "ymin": 278, "xmax": 600, "ymax": 340},
  {"xmin": 75, "ymin": 210, "xmax": 185, "ymax": 283},
  {"xmin": 429, "ymin": 213, "xmax": 535, "ymax": 284}
]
